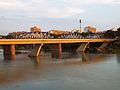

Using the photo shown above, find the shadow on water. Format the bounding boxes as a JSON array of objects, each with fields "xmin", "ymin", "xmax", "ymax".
[{"xmin": 28, "ymin": 51, "xmax": 109, "ymax": 65}]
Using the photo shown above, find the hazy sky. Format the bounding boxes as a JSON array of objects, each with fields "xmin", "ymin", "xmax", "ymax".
[{"xmin": 0, "ymin": 0, "xmax": 120, "ymax": 35}]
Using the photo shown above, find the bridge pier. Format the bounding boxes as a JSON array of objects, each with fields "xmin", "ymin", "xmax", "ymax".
[
  {"xmin": 76, "ymin": 42, "xmax": 89, "ymax": 52},
  {"xmin": 51, "ymin": 43, "xmax": 62, "ymax": 58},
  {"xmin": 79, "ymin": 52, "xmax": 89, "ymax": 61},
  {"xmin": 29, "ymin": 44, "xmax": 43, "ymax": 57},
  {"xmin": 3, "ymin": 44, "xmax": 15, "ymax": 60},
  {"xmin": 97, "ymin": 42, "xmax": 109, "ymax": 51}
]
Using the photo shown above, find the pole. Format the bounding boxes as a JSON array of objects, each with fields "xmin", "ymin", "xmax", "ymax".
[{"xmin": 79, "ymin": 19, "xmax": 82, "ymax": 30}]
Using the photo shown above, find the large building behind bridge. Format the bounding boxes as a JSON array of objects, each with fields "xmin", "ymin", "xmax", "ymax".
[{"xmin": 84, "ymin": 26, "xmax": 96, "ymax": 33}]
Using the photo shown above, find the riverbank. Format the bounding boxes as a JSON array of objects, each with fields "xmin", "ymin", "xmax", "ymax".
[{"xmin": 104, "ymin": 38, "xmax": 120, "ymax": 54}]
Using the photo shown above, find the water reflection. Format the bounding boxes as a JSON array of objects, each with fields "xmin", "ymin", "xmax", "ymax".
[
  {"xmin": 28, "ymin": 52, "xmax": 109, "ymax": 65},
  {"xmin": 51, "ymin": 50, "xmax": 62, "ymax": 59},
  {"xmin": 77, "ymin": 52, "xmax": 89, "ymax": 62},
  {"xmin": 0, "ymin": 52, "xmax": 119, "ymax": 88},
  {"xmin": 117, "ymin": 54, "xmax": 120, "ymax": 63},
  {"xmin": 29, "ymin": 56, "xmax": 41, "ymax": 65},
  {"xmin": 77, "ymin": 52, "xmax": 108, "ymax": 64},
  {"xmin": 4, "ymin": 54, "xmax": 15, "ymax": 61}
]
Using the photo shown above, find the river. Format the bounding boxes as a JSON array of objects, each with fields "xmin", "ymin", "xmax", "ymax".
[{"xmin": 0, "ymin": 51, "xmax": 120, "ymax": 90}]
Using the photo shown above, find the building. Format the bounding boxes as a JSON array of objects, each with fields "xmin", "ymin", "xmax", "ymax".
[
  {"xmin": 30, "ymin": 26, "xmax": 41, "ymax": 33},
  {"xmin": 71, "ymin": 28, "xmax": 83, "ymax": 33},
  {"xmin": 48, "ymin": 30, "xmax": 65, "ymax": 35},
  {"xmin": 84, "ymin": 26, "xmax": 96, "ymax": 33},
  {"xmin": 110, "ymin": 27, "xmax": 118, "ymax": 31}
]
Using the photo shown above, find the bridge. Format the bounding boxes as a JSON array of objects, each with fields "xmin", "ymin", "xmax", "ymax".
[
  {"xmin": 0, "ymin": 39, "xmax": 116, "ymax": 60},
  {"xmin": 0, "ymin": 39, "xmax": 115, "ymax": 45}
]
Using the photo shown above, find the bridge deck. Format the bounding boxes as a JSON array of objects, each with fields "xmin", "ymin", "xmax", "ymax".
[{"xmin": 0, "ymin": 39, "xmax": 115, "ymax": 45}]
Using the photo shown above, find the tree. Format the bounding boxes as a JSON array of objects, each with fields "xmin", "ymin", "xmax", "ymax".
[
  {"xmin": 104, "ymin": 30, "xmax": 115, "ymax": 38},
  {"xmin": 117, "ymin": 27, "xmax": 120, "ymax": 36}
]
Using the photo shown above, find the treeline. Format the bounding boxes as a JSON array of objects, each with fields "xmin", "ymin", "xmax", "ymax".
[{"xmin": 103, "ymin": 27, "xmax": 120, "ymax": 39}]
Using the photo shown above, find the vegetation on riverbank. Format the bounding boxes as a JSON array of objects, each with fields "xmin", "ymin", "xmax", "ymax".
[
  {"xmin": 103, "ymin": 27, "xmax": 120, "ymax": 54},
  {"xmin": 104, "ymin": 39, "xmax": 120, "ymax": 54}
]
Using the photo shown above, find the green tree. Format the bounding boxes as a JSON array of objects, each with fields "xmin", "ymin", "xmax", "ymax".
[
  {"xmin": 117, "ymin": 27, "xmax": 120, "ymax": 36},
  {"xmin": 104, "ymin": 30, "xmax": 116, "ymax": 38}
]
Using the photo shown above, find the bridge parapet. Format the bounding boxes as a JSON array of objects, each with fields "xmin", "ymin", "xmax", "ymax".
[{"xmin": 0, "ymin": 39, "xmax": 115, "ymax": 45}]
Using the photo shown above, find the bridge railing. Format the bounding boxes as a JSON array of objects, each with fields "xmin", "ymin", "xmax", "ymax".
[{"xmin": 0, "ymin": 32, "xmax": 116, "ymax": 39}]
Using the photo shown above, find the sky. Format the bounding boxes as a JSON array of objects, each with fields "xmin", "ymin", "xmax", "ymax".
[{"xmin": 0, "ymin": 0, "xmax": 120, "ymax": 35}]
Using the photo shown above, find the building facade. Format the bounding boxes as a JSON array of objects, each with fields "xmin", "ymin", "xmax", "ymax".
[{"xmin": 84, "ymin": 26, "xmax": 96, "ymax": 33}]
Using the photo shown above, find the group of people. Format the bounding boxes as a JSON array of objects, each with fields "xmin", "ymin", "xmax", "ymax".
[
  {"xmin": 0, "ymin": 36, "xmax": 2, "ymax": 39},
  {"xmin": 6, "ymin": 32, "xmax": 51, "ymax": 39},
  {"xmin": 4, "ymin": 31, "xmax": 105, "ymax": 39}
]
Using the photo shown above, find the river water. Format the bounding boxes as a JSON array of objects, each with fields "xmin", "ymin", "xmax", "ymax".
[{"xmin": 0, "ymin": 51, "xmax": 120, "ymax": 90}]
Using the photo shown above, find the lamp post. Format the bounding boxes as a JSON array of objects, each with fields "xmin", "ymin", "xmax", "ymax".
[{"xmin": 79, "ymin": 19, "xmax": 82, "ymax": 33}]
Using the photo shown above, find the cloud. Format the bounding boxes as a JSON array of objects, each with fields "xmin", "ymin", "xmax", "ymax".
[
  {"xmin": 0, "ymin": 0, "xmax": 120, "ymax": 18},
  {"xmin": 0, "ymin": 0, "xmax": 120, "ymax": 34}
]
